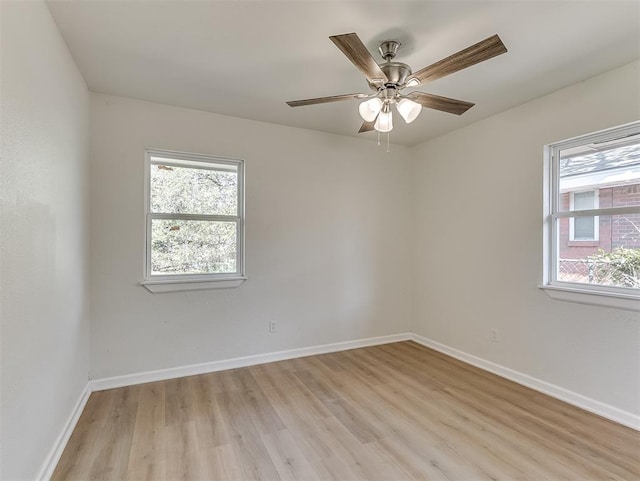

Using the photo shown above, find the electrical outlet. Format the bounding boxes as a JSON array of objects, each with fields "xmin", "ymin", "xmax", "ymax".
[
  {"xmin": 269, "ymin": 321, "xmax": 277, "ymax": 333},
  {"xmin": 490, "ymin": 328, "xmax": 498, "ymax": 343}
]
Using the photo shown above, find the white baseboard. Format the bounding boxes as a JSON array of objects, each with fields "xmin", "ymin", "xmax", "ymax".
[
  {"xmin": 89, "ymin": 332, "xmax": 412, "ymax": 392},
  {"xmin": 38, "ymin": 333, "xmax": 409, "ymax": 480},
  {"xmin": 36, "ymin": 384, "xmax": 92, "ymax": 481},
  {"xmin": 38, "ymin": 330, "xmax": 638, "ymax": 480},
  {"xmin": 410, "ymin": 333, "xmax": 640, "ymax": 431}
]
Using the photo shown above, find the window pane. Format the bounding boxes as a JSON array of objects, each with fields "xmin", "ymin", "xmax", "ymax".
[
  {"xmin": 573, "ymin": 191, "xmax": 594, "ymax": 210},
  {"xmin": 151, "ymin": 219, "xmax": 237, "ymax": 275},
  {"xmin": 574, "ymin": 216, "xmax": 595, "ymax": 240},
  {"xmin": 557, "ymin": 215, "xmax": 640, "ymax": 288},
  {"xmin": 150, "ymin": 163, "xmax": 237, "ymax": 215},
  {"xmin": 559, "ymin": 140, "xmax": 640, "ymax": 211}
]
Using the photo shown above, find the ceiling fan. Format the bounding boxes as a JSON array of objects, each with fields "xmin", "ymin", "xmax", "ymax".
[{"xmin": 286, "ymin": 32, "xmax": 507, "ymax": 134}]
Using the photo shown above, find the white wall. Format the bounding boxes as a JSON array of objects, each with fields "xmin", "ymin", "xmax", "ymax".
[
  {"xmin": 0, "ymin": 2, "xmax": 90, "ymax": 480},
  {"xmin": 411, "ymin": 61, "xmax": 640, "ymax": 416},
  {"xmin": 89, "ymin": 94, "xmax": 413, "ymax": 379}
]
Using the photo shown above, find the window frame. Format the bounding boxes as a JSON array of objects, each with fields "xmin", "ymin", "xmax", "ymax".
[
  {"xmin": 542, "ymin": 121, "xmax": 640, "ymax": 310},
  {"xmin": 140, "ymin": 149, "xmax": 246, "ymax": 293},
  {"xmin": 568, "ymin": 189, "xmax": 599, "ymax": 242}
]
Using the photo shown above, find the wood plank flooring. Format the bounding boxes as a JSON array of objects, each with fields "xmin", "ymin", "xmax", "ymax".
[{"xmin": 52, "ymin": 341, "xmax": 640, "ymax": 480}]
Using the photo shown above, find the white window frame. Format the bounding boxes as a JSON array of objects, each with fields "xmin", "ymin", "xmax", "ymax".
[
  {"xmin": 541, "ymin": 121, "xmax": 640, "ymax": 311},
  {"xmin": 568, "ymin": 189, "xmax": 599, "ymax": 241},
  {"xmin": 140, "ymin": 149, "xmax": 246, "ymax": 293}
]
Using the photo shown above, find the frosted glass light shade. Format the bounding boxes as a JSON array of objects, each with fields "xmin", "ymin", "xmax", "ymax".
[
  {"xmin": 374, "ymin": 109, "xmax": 393, "ymax": 132},
  {"xmin": 358, "ymin": 98, "xmax": 383, "ymax": 122},
  {"xmin": 396, "ymin": 98, "xmax": 422, "ymax": 123}
]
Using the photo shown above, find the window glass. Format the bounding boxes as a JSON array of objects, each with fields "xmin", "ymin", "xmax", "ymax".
[
  {"xmin": 573, "ymin": 216, "xmax": 595, "ymax": 240},
  {"xmin": 150, "ymin": 160, "xmax": 238, "ymax": 216},
  {"xmin": 573, "ymin": 191, "xmax": 594, "ymax": 210},
  {"xmin": 557, "ymin": 215, "xmax": 639, "ymax": 289},
  {"xmin": 150, "ymin": 219, "xmax": 237, "ymax": 275},
  {"xmin": 559, "ymin": 143, "xmax": 640, "ymax": 211}
]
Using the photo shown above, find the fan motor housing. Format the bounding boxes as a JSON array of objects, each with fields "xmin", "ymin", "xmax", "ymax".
[
  {"xmin": 381, "ymin": 61, "xmax": 412, "ymax": 86},
  {"xmin": 368, "ymin": 61, "xmax": 412, "ymax": 90}
]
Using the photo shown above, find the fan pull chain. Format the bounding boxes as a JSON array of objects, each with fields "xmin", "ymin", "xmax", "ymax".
[{"xmin": 377, "ymin": 131, "xmax": 380, "ymax": 147}]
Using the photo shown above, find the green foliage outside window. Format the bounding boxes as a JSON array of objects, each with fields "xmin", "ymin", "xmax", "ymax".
[{"xmin": 588, "ymin": 247, "xmax": 640, "ymax": 289}]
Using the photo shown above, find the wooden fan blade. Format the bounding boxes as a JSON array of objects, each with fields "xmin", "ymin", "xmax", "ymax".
[
  {"xmin": 408, "ymin": 34, "xmax": 507, "ymax": 85},
  {"xmin": 408, "ymin": 92, "xmax": 475, "ymax": 115},
  {"xmin": 358, "ymin": 120, "xmax": 376, "ymax": 133},
  {"xmin": 286, "ymin": 93, "xmax": 366, "ymax": 107},
  {"xmin": 329, "ymin": 33, "xmax": 388, "ymax": 83}
]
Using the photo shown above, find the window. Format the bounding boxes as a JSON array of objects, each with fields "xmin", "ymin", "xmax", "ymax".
[
  {"xmin": 543, "ymin": 121, "xmax": 640, "ymax": 309},
  {"xmin": 141, "ymin": 149, "xmax": 245, "ymax": 293},
  {"xmin": 569, "ymin": 190, "xmax": 598, "ymax": 241}
]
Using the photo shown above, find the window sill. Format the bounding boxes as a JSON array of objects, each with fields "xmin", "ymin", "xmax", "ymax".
[
  {"xmin": 567, "ymin": 240, "xmax": 599, "ymax": 247},
  {"xmin": 539, "ymin": 284, "xmax": 639, "ymax": 311},
  {"xmin": 140, "ymin": 277, "xmax": 247, "ymax": 293}
]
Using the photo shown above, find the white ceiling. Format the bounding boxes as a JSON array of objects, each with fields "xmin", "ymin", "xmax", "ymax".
[{"xmin": 47, "ymin": 1, "xmax": 640, "ymax": 146}]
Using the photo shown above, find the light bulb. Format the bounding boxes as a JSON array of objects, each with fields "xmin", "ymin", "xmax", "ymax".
[
  {"xmin": 358, "ymin": 98, "xmax": 383, "ymax": 122},
  {"xmin": 396, "ymin": 98, "xmax": 422, "ymax": 124},
  {"xmin": 374, "ymin": 109, "xmax": 393, "ymax": 133}
]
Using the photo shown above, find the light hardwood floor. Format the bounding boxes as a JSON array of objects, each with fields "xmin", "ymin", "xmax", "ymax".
[{"xmin": 52, "ymin": 341, "xmax": 640, "ymax": 480}]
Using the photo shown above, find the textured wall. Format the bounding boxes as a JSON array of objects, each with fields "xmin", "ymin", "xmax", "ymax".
[{"xmin": 0, "ymin": 2, "xmax": 90, "ymax": 479}]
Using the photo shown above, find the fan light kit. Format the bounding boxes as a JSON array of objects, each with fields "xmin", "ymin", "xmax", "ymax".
[{"xmin": 287, "ymin": 32, "xmax": 508, "ymax": 140}]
